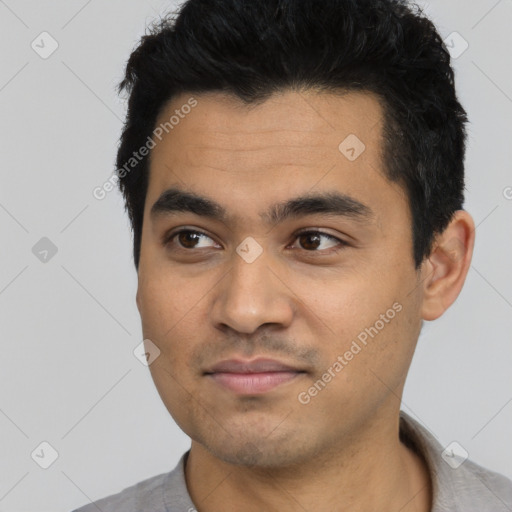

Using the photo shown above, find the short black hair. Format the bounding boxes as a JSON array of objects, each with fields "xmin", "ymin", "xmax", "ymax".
[{"xmin": 116, "ymin": 0, "xmax": 468, "ymax": 271}]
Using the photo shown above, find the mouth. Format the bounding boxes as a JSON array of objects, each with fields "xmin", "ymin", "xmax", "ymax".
[
  {"xmin": 207, "ymin": 371, "xmax": 304, "ymax": 394},
  {"xmin": 204, "ymin": 357, "xmax": 307, "ymax": 395}
]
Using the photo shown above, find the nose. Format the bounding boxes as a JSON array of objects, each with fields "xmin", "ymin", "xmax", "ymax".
[{"xmin": 210, "ymin": 246, "xmax": 295, "ymax": 334}]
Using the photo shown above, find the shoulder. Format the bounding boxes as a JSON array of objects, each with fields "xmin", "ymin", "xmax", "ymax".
[
  {"xmin": 450, "ymin": 458, "xmax": 512, "ymax": 511},
  {"xmin": 70, "ymin": 471, "xmax": 171, "ymax": 512},
  {"xmin": 399, "ymin": 411, "xmax": 512, "ymax": 511},
  {"xmin": 70, "ymin": 451, "xmax": 194, "ymax": 512}
]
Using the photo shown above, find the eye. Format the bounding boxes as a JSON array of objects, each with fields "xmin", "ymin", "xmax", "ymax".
[
  {"xmin": 289, "ymin": 230, "xmax": 348, "ymax": 253},
  {"xmin": 163, "ymin": 228, "xmax": 348, "ymax": 254},
  {"xmin": 163, "ymin": 229, "xmax": 218, "ymax": 250}
]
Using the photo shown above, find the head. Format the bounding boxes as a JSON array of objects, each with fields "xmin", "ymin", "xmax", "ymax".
[{"xmin": 116, "ymin": 0, "xmax": 474, "ymax": 467}]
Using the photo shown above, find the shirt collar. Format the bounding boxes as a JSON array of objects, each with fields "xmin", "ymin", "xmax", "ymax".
[{"xmin": 161, "ymin": 411, "xmax": 510, "ymax": 512}]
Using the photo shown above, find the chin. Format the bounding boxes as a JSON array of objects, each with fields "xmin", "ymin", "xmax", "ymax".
[{"xmin": 197, "ymin": 427, "xmax": 310, "ymax": 468}]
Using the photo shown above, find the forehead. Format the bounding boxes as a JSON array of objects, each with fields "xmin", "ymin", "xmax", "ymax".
[
  {"xmin": 152, "ymin": 89, "xmax": 382, "ymax": 152},
  {"xmin": 150, "ymin": 88, "xmax": 383, "ymax": 159},
  {"xmin": 145, "ymin": 89, "xmax": 407, "ymax": 228}
]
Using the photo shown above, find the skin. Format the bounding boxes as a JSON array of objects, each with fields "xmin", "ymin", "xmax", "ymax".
[{"xmin": 136, "ymin": 89, "xmax": 475, "ymax": 512}]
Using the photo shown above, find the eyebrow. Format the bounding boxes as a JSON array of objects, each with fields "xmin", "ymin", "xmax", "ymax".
[{"xmin": 150, "ymin": 187, "xmax": 374, "ymax": 226}]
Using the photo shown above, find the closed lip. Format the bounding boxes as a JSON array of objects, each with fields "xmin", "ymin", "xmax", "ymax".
[{"xmin": 204, "ymin": 357, "xmax": 305, "ymax": 374}]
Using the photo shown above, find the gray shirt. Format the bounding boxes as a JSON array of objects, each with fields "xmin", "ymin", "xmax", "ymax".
[{"xmin": 71, "ymin": 412, "xmax": 512, "ymax": 511}]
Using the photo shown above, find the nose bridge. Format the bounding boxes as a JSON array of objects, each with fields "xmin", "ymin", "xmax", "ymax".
[{"xmin": 211, "ymin": 240, "xmax": 293, "ymax": 333}]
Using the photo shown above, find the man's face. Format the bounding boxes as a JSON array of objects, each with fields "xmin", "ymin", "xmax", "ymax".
[{"xmin": 136, "ymin": 90, "xmax": 426, "ymax": 467}]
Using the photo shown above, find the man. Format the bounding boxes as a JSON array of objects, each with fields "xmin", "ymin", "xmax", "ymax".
[{"xmin": 74, "ymin": 0, "xmax": 512, "ymax": 510}]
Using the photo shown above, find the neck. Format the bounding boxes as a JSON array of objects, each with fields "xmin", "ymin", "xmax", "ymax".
[{"xmin": 184, "ymin": 412, "xmax": 431, "ymax": 512}]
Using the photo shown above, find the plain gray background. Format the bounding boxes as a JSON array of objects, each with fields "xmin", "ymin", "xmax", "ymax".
[{"xmin": 0, "ymin": 1, "xmax": 511, "ymax": 510}]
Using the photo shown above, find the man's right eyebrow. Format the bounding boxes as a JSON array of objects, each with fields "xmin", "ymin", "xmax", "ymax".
[{"xmin": 150, "ymin": 188, "xmax": 228, "ymax": 223}]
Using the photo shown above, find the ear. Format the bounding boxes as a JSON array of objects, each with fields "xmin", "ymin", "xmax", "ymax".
[
  {"xmin": 136, "ymin": 286, "xmax": 142, "ymax": 313},
  {"xmin": 420, "ymin": 210, "xmax": 475, "ymax": 321}
]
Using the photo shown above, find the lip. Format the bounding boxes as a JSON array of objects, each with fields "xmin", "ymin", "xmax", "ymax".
[
  {"xmin": 209, "ymin": 371, "xmax": 302, "ymax": 394},
  {"xmin": 205, "ymin": 357, "xmax": 306, "ymax": 395},
  {"xmin": 206, "ymin": 357, "xmax": 303, "ymax": 374}
]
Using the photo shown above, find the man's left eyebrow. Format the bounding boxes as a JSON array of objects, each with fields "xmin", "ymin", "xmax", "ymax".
[
  {"xmin": 264, "ymin": 191, "xmax": 374, "ymax": 226},
  {"xmin": 150, "ymin": 187, "xmax": 374, "ymax": 226}
]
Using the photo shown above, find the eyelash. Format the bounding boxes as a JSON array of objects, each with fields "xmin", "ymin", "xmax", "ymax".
[{"xmin": 162, "ymin": 228, "xmax": 348, "ymax": 255}]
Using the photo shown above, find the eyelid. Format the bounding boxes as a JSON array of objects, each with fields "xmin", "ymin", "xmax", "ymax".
[{"xmin": 293, "ymin": 228, "xmax": 345, "ymax": 241}]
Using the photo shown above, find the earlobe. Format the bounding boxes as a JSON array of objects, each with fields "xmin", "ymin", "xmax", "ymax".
[{"xmin": 420, "ymin": 210, "xmax": 475, "ymax": 321}]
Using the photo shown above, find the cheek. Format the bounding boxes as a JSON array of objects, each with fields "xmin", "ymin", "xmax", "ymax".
[
  {"xmin": 300, "ymin": 271, "xmax": 395, "ymax": 337},
  {"xmin": 301, "ymin": 272, "xmax": 415, "ymax": 381},
  {"xmin": 137, "ymin": 273, "xmax": 210, "ymax": 374},
  {"xmin": 147, "ymin": 354, "xmax": 198, "ymax": 435},
  {"xmin": 344, "ymin": 297, "xmax": 420, "ymax": 388},
  {"xmin": 137, "ymin": 271, "xmax": 202, "ymax": 334}
]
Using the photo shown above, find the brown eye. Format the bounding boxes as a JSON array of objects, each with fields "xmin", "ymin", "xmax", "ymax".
[
  {"xmin": 292, "ymin": 230, "xmax": 347, "ymax": 253},
  {"xmin": 298, "ymin": 232, "xmax": 322, "ymax": 250},
  {"xmin": 177, "ymin": 231, "xmax": 202, "ymax": 249},
  {"xmin": 164, "ymin": 229, "xmax": 217, "ymax": 250}
]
